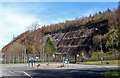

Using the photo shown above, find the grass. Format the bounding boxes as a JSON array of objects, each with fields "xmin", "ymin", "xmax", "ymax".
[
  {"xmin": 104, "ymin": 70, "xmax": 120, "ymax": 78},
  {"xmin": 91, "ymin": 52, "xmax": 120, "ymax": 61},
  {"xmin": 77, "ymin": 60, "xmax": 119, "ymax": 65}
]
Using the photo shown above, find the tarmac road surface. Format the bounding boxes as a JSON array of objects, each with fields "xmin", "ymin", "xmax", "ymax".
[{"xmin": 1, "ymin": 63, "xmax": 119, "ymax": 78}]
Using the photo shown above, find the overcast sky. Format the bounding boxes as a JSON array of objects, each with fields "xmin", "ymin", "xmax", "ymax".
[{"xmin": 0, "ymin": 2, "xmax": 118, "ymax": 50}]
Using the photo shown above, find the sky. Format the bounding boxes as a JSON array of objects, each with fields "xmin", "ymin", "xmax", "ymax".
[
  {"xmin": 0, "ymin": 2, "xmax": 118, "ymax": 50},
  {"xmin": 1, "ymin": 0, "xmax": 119, "ymax": 2}
]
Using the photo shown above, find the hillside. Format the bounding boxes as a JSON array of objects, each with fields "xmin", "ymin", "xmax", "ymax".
[{"xmin": 2, "ymin": 6, "xmax": 120, "ymax": 59}]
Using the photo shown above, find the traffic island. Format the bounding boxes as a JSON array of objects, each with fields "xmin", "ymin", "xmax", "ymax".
[{"xmin": 34, "ymin": 63, "xmax": 71, "ymax": 69}]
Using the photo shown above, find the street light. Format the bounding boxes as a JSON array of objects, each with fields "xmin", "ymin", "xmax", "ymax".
[
  {"xmin": 95, "ymin": 28, "xmax": 103, "ymax": 64},
  {"xmin": 77, "ymin": 54, "xmax": 79, "ymax": 57},
  {"xmin": 77, "ymin": 54, "xmax": 79, "ymax": 62}
]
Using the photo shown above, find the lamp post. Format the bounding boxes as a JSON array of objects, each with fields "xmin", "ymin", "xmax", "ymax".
[
  {"xmin": 77, "ymin": 54, "xmax": 79, "ymax": 62},
  {"xmin": 95, "ymin": 28, "xmax": 103, "ymax": 53},
  {"xmin": 24, "ymin": 48, "xmax": 26, "ymax": 63},
  {"xmin": 95, "ymin": 28, "xmax": 103, "ymax": 64},
  {"xmin": 24, "ymin": 34, "xmax": 28, "ymax": 64}
]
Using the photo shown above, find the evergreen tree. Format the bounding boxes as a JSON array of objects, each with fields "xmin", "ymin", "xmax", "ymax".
[
  {"xmin": 46, "ymin": 35, "xmax": 57, "ymax": 53},
  {"xmin": 116, "ymin": 25, "xmax": 120, "ymax": 50}
]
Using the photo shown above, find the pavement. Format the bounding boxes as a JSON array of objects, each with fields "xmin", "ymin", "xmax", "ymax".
[{"xmin": 1, "ymin": 63, "xmax": 120, "ymax": 78}]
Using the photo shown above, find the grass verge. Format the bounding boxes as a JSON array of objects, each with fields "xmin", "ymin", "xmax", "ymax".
[
  {"xmin": 104, "ymin": 70, "xmax": 120, "ymax": 78},
  {"xmin": 77, "ymin": 60, "xmax": 119, "ymax": 65}
]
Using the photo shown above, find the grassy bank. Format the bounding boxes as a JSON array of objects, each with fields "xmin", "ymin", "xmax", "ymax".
[
  {"xmin": 77, "ymin": 60, "xmax": 119, "ymax": 65},
  {"xmin": 104, "ymin": 70, "xmax": 120, "ymax": 78}
]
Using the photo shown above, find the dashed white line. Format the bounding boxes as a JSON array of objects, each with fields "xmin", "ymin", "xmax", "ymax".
[{"xmin": 23, "ymin": 71, "xmax": 33, "ymax": 78}]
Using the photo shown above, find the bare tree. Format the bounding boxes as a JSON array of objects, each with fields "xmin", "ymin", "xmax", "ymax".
[
  {"xmin": 27, "ymin": 21, "xmax": 40, "ymax": 32},
  {"xmin": 26, "ymin": 21, "xmax": 40, "ymax": 54}
]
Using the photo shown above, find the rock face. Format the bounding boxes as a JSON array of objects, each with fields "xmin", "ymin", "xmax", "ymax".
[{"xmin": 51, "ymin": 19, "xmax": 108, "ymax": 63}]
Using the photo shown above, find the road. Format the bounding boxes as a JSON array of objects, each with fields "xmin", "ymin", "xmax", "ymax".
[
  {"xmin": 1, "ymin": 63, "xmax": 119, "ymax": 78},
  {"xmin": 1, "ymin": 64, "xmax": 33, "ymax": 78}
]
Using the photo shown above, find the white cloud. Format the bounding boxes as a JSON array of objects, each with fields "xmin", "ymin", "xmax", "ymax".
[
  {"xmin": 0, "ymin": 3, "xmax": 108, "ymax": 50},
  {"xmin": 0, "ymin": 7, "xmax": 43, "ymax": 50},
  {"xmin": 0, "ymin": 5, "xmax": 71, "ymax": 50},
  {"xmin": 0, "ymin": 6, "xmax": 98, "ymax": 50}
]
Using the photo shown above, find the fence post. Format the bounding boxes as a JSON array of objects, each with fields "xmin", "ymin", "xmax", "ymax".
[
  {"xmin": 9, "ymin": 53, "xmax": 11, "ymax": 64},
  {"xmin": 13, "ymin": 54, "xmax": 14, "ymax": 64},
  {"xmin": 4, "ymin": 54, "xmax": 6, "ymax": 64},
  {"xmin": 106, "ymin": 53, "xmax": 107, "ymax": 60},
  {"xmin": 98, "ymin": 54, "xmax": 99, "ymax": 61},
  {"xmin": 18, "ymin": 54, "xmax": 19, "ymax": 63}
]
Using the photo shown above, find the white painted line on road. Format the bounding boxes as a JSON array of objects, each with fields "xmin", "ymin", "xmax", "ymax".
[
  {"xmin": 101, "ymin": 73, "xmax": 104, "ymax": 74},
  {"xmin": 7, "ymin": 70, "xmax": 16, "ymax": 75},
  {"xmin": 23, "ymin": 71, "xmax": 33, "ymax": 78}
]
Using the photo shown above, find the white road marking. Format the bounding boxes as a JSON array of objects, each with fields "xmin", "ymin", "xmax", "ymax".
[
  {"xmin": 101, "ymin": 73, "xmax": 104, "ymax": 74},
  {"xmin": 23, "ymin": 71, "xmax": 33, "ymax": 78}
]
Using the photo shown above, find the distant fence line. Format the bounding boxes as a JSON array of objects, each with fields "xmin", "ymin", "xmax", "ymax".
[
  {"xmin": 2, "ymin": 53, "xmax": 64, "ymax": 64},
  {"xmin": 2, "ymin": 52, "xmax": 120, "ymax": 64}
]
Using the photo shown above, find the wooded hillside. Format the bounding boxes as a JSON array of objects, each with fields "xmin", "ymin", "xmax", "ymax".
[{"xmin": 2, "ymin": 6, "xmax": 120, "ymax": 56}]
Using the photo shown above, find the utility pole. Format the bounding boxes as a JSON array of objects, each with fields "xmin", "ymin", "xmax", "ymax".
[
  {"xmin": 43, "ymin": 38, "xmax": 45, "ymax": 63},
  {"xmin": 24, "ymin": 32, "xmax": 27, "ymax": 63},
  {"xmin": 42, "ymin": 29, "xmax": 45, "ymax": 63},
  {"xmin": 95, "ymin": 28, "xmax": 103, "ymax": 64}
]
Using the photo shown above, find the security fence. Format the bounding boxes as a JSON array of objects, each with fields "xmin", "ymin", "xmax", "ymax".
[
  {"xmin": 2, "ymin": 53, "xmax": 63, "ymax": 64},
  {"xmin": 2, "ymin": 51, "xmax": 120, "ymax": 64},
  {"xmin": 83, "ymin": 52, "xmax": 120, "ymax": 62}
]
